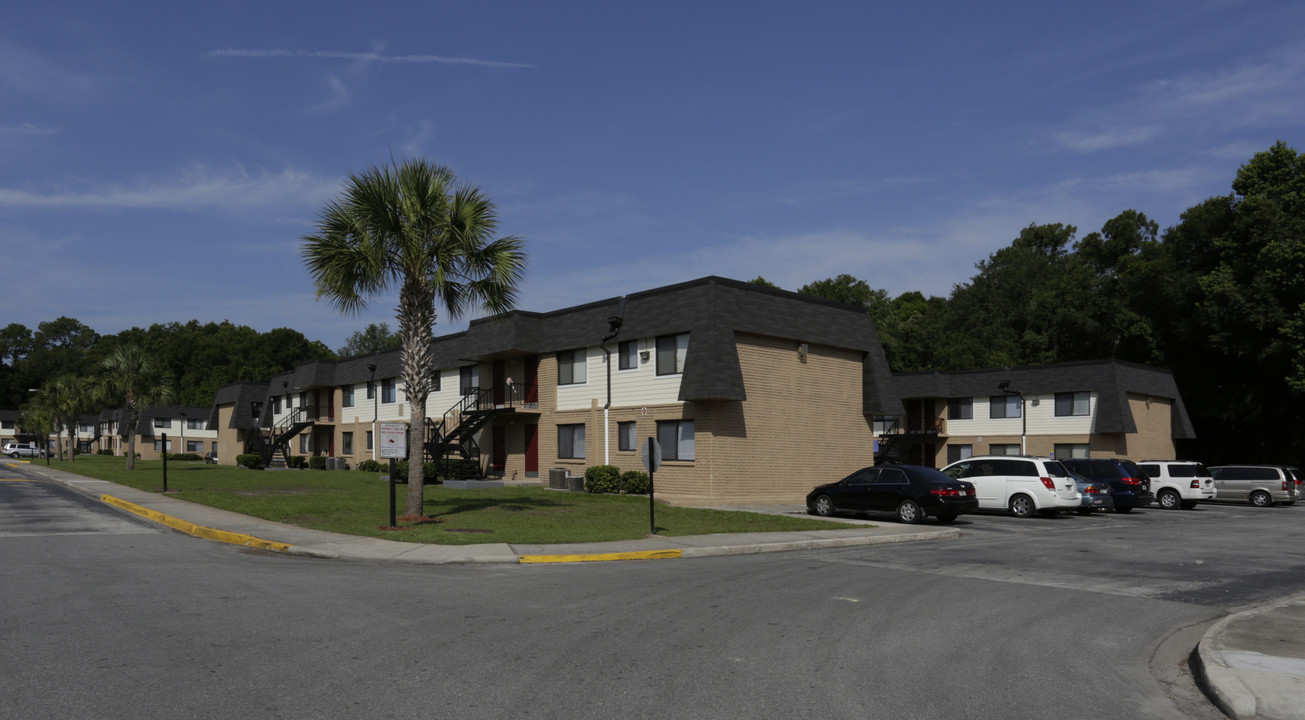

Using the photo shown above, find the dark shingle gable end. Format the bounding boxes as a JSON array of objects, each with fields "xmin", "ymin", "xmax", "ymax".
[{"xmin": 892, "ymin": 359, "xmax": 1195, "ymax": 440}]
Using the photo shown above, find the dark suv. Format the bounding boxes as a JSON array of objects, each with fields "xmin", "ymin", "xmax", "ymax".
[{"xmin": 1059, "ymin": 458, "xmax": 1155, "ymax": 513}]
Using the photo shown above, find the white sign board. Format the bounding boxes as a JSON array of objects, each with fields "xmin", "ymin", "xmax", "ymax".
[{"xmin": 378, "ymin": 422, "xmax": 408, "ymax": 459}]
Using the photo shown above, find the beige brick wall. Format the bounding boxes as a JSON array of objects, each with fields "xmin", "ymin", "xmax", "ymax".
[{"xmin": 1091, "ymin": 394, "xmax": 1175, "ymax": 460}]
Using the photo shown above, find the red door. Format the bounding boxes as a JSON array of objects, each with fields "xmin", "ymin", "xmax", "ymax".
[{"xmin": 524, "ymin": 423, "xmax": 538, "ymax": 475}]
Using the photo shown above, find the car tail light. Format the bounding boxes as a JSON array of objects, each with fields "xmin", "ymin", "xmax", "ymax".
[
  {"xmin": 1040, "ymin": 477, "xmax": 1056, "ymax": 490},
  {"xmin": 930, "ymin": 488, "xmax": 969, "ymax": 498},
  {"xmin": 1084, "ymin": 485, "xmax": 1102, "ymax": 494},
  {"xmin": 1284, "ymin": 480, "xmax": 1290, "ymax": 492},
  {"xmin": 1121, "ymin": 477, "xmax": 1142, "ymax": 486},
  {"xmin": 1190, "ymin": 479, "xmax": 1201, "ymax": 489}
]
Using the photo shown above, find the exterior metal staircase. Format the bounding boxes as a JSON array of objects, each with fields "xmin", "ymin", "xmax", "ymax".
[
  {"xmin": 874, "ymin": 417, "xmax": 940, "ymax": 464},
  {"xmin": 244, "ymin": 407, "xmax": 314, "ymax": 468},
  {"xmin": 424, "ymin": 387, "xmax": 517, "ymax": 480}
]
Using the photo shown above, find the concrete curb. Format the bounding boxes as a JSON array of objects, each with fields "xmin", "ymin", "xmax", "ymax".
[
  {"xmin": 1197, "ymin": 612, "xmax": 1258, "ymax": 719},
  {"xmin": 100, "ymin": 494, "xmax": 295, "ymax": 554}
]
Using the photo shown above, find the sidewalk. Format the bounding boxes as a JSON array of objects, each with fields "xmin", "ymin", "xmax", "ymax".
[
  {"xmin": 1196, "ymin": 593, "xmax": 1305, "ymax": 719},
  {"xmin": 26, "ymin": 463, "xmax": 959, "ymax": 565}
]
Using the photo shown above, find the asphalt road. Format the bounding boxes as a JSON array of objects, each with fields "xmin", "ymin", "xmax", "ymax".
[{"xmin": 3, "ymin": 470, "xmax": 1303, "ymax": 719}]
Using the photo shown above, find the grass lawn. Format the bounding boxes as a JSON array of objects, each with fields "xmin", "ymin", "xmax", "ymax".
[{"xmin": 49, "ymin": 455, "xmax": 852, "ymax": 544}]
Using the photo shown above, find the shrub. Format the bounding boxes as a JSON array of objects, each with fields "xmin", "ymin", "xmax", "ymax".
[
  {"xmin": 236, "ymin": 453, "xmax": 263, "ymax": 469},
  {"xmin": 97, "ymin": 449, "xmax": 114, "ymax": 456},
  {"xmin": 164, "ymin": 453, "xmax": 201, "ymax": 461},
  {"xmin": 357, "ymin": 459, "xmax": 382, "ymax": 473},
  {"xmin": 308, "ymin": 456, "xmax": 326, "ymax": 470},
  {"xmin": 619, "ymin": 470, "xmax": 651, "ymax": 495},
  {"xmin": 583, "ymin": 465, "xmax": 620, "ymax": 494}
]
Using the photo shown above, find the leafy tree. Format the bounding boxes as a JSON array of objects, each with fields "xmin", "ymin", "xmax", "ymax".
[
  {"xmin": 43, "ymin": 375, "xmax": 93, "ymax": 461},
  {"xmin": 302, "ymin": 158, "xmax": 526, "ymax": 514},
  {"xmin": 0, "ymin": 323, "xmax": 33, "ymax": 366},
  {"xmin": 747, "ymin": 276, "xmax": 782, "ymax": 289},
  {"xmin": 338, "ymin": 322, "xmax": 402, "ymax": 357},
  {"xmin": 96, "ymin": 344, "xmax": 175, "ymax": 470}
]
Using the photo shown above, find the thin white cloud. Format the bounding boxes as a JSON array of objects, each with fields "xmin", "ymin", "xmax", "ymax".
[
  {"xmin": 308, "ymin": 76, "xmax": 351, "ymax": 113},
  {"xmin": 206, "ymin": 48, "xmax": 535, "ymax": 69},
  {"xmin": 0, "ymin": 166, "xmax": 342, "ymax": 211},
  {"xmin": 0, "ymin": 123, "xmax": 58, "ymax": 136},
  {"xmin": 1053, "ymin": 126, "xmax": 1159, "ymax": 153}
]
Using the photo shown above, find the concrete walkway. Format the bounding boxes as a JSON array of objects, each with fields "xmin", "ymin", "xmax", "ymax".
[{"xmin": 21, "ymin": 462, "xmax": 1304, "ymax": 717}]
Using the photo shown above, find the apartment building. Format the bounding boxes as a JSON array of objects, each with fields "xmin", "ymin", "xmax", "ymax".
[
  {"xmin": 884, "ymin": 360, "xmax": 1195, "ymax": 467},
  {"xmin": 211, "ymin": 276, "xmax": 904, "ymax": 504},
  {"xmin": 97, "ymin": 405, "xmax": 218, "ymax": 461}
]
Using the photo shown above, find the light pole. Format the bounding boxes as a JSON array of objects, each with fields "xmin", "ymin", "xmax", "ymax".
[
  {"xmin": 180, "ymin": 411, "xmax": 186, "ymax": 459},
  {"xmin": 367, "ymin": 364, "xmax": 378, "ymax": 462},
  {"xmin": 998, "ymin": 377, "xmax": 1027, "ymax": 455}
]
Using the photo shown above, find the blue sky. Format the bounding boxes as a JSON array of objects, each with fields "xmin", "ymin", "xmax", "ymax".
[{"xmin": 3, "ymin": 1, "xmax": 1302, "ymax": 353}]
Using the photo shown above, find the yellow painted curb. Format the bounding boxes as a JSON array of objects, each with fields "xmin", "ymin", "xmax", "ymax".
[
  {"xmin": 1, "ymin": 477, "xmax": 32, "ymax": 481},
  {"xmin": 101, "ymin": 494, "xmax": 292, "ymax": 553},
  {"xmin": 518, "ymin": 549, "xmax": 682, "ymax": 564}
]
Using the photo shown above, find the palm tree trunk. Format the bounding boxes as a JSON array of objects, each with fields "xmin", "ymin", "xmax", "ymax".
[{"xmin": 399, "ymin": 279, "xmax": 436, "ymax": 516}]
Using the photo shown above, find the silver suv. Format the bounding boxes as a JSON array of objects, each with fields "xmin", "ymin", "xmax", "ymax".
[
  {"xmin": 940, "ymin": 455, "xmax": 1081, "ymax": 518},
  {"xmin": 1138, "ymin": 460, "xmax": 1216, "ymax": 510},
  {"xmin": 1208, "ymin": 465, "xmax": 1299, "ymax": 507},
  {"xmin": 3, "ymin": 442, "xmax": 44, "ymax": 458}
]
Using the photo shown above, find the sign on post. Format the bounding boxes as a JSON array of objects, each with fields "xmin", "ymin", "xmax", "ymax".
[
  {"xmin": 378, "ymin": 422, "xmax": 407, "ymax": 459},
  {"xmin": 642, "ymin": 437, "xmax": 661, "ymax": 534}
]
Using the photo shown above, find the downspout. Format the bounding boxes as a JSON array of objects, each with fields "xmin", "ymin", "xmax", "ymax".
[{"xmin": 600, "ymin": 297, "xmax": 627, "ymax": 465}]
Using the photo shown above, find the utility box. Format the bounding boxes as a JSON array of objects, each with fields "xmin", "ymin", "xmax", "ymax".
[
  {"xmin": 567, "ymin": 475, "xmax": 585, "ymax": 493},
  {"xmin": 548, "ymin": 468, "xmax": 568, "ymax": 489}
]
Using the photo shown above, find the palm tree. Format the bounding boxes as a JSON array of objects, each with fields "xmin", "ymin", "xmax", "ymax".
[
  {"xmin": 97, "ymin": 344, "xmax": 174, "ymax": 470},
  {"xmin": 44, "ymin": 375, "xmax": 93, "ymax": 461},
  {"xmin": 302, "ymin": 159, "xmax": 525, "ymax": 516}
]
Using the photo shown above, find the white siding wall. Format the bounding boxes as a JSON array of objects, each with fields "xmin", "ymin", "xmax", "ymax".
[
  {"xmin": 556, "ymin": 339, "xmax": 683, "ymax": 411},
  {"xmin": 946, "ymin": 392, "xmax": 1097, "ymax": 437}
]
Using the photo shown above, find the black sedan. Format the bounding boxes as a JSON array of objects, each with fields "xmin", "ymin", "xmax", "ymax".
[{"xmin": 806, "ymin": 464, "xmax": 978, "ymax": 524}]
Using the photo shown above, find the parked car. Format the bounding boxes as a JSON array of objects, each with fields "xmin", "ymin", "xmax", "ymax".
[
  {"xmin": 1059, "ymin": 458, "xmax": 1155, "ymax": 513},
  {"xmin": 1208, "ymin": 465, "xmax": 1299, "ymax": 507},
  {"xmin": 939, "ymin": 455, "xmax": 1080, "ymax": 518},
  {"xmin": 1069, "ymin": 472, "xmax": 1115, "ymax": 515},
  {"xmin": 806, "ymin": 464, "xmax": 978, "ymax": 524},
  {"xmin": 1137, "ymin": 460, "xmax": 1217, "ymax": 510},
  {"xmin": 3, "ymin": 442, "xmax": 44, "ymax": 458}
]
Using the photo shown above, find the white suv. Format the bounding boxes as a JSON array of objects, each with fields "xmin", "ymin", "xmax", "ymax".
[
  {"xmin": 3, "ymin": 442, "xmax": 44, "ymax": 458},
  {"xmin": 1138, "ymin": 460, "xmax": 1216, "ymax": 510},
  {"xmin": 940, "ymin": 456, "xmax": 1081, "ymax": 518}
]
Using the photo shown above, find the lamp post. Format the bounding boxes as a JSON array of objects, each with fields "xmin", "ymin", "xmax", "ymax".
[
  {"xmin": 600, "ymin": 298, "xmax": 626, "ymax": 465},
  {"xmin": 180, "ymin": 411, "xmax": 186, "ymax": 458},
  {"xmin": 998, "ymin": 376, "xmax": 1027, "ymax": 455},
  {"xmin": 367, "ymin": 363, "xmax": 378, "ymax": 463}
]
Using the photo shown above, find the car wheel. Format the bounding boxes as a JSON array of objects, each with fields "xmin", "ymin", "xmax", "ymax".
[
  {"xmin": 1250, "ymin": 490, "xmax": 1273, "ymax": 507},
  {"xmin": 1077, "ymin": 508, "xmax": 1093, "ymax": 516},
  {"xmin": 1158, "ymin": 489, "xmax": 1181, "ymax": 510},
  {"xmin": 936, "ymin": 513, "xmax": 958, "ymax": 524},
  {"xmin": 812, "ymin": 495, "xmax": 836, "ymax": 517},
  {"xmin": 1009, "ymin": 494, "xmax": 1035, "ymax": 518},
  {"xmin": 896, "ymin": 499, "xmax": 924, "ymax": 524},
  {"xmin": 1180, "ymin": 501, "xmax": 1199, "ymax": 510},
  {"xmin": 7, "ymin": 452, "xmax": 16, "ymax": 458},
  {"xmin": 1114, "ymin": 506, "xmax": 1133, "ymax": 513}
]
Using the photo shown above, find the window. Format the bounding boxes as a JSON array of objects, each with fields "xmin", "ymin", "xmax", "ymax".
[
  {"xmin": 342, "ymin": 432, "xmax": 354, "ymax": 455},
  {"xmin": 618, "ymin": 340, "xmax": 638, "ymax": 370},
  {"xmin": 618, "ymin": 421, "xmax": 636, "ymax": 451},
  {"xmin": 947, "ymin": 444, "xmax": 973, "ymax": 464},
  {"xmin": 875, "ymin": 468, "xmax": 908, "ymax": 484},
  {"xmin": 272, "ymin": 397, "xmax": 281, "ymax": 414},
  {"xmin": 460, "ymin": 365, "xmax": 479, "ymax": 394},
  {"xmin": 989, "ymin": 395, "xmax": 1021, "ymax": 419},
  {"xmin": 558, "ymin": 423, "xmax": 586, "ymax": 459},
  {"xmin": 300, "ymin": 392, "xmax": 309, "ymax": 409},
  {"xmin": 0, "ymin": 420, "xmax": 13, "ymax": 429},
  {"xmin": 657, "ymin": 419, "xmax": 695, "ymax": 461},
  {"xmin": 366, "ymin": 381, "xmax": 375, "ymax": 401},
  {"xmin": 873, "ymin": 416, "xmax": 896, "ymax": 435},
  {"xmin": 186, "ymin": 418, "xmax": 205, "ymax": 430},
  {"xmin": 989, "ymin": 443, "xmax": 1021, "ymax": 456},
  {"xmin": 432, "ymin": 370, "xmax": 441, "ymax": 392},
  {"xmin": 79, "ymin": 423, "xmax": 95, "ymax": 433},
  {"xmin": 382, "ymin": 379, "xmax": 396, "ymax": 403},
  {"xmin": 656, "ymin": 333, "xmax": 688, "ymax": 375},
  {"xmin": 211, "ymin": 442, "xmax": 217, "ymax": 454},
  {"xmin": 558, "ymin": 349, "xmax": 587, "ymax": 385},
  {"xmin": 299, "ymin": 435, "xmax": 310, "ymax": 454},
  {"xmin": 366, "ymin": 431, "xmax": 374, "ymax": 451},
  {"xmin": 1053, "ymin": 443, "xmax": 1090, "ymax": 459},
  {"xmin": 947, "ymin": 397, "xmax": 972, "ymax": 420},
  {"xmin": 153, "ymin": 439, "xmax": 173, "ymax": 451},
  {"xmin": 1055, "ymin": 392, "xmax": 1091, "ymax": 416},
  {"xmin": 153, "ymin": 417, "xmax": 171, "ymax": 429},
  {"xmin": 186, "ymin": 440, "xmax": 203, "ymax": 453},
  {"xmin": 342, "ymin": 385, "xmax": 354, "ymax": 408},
  {"xmin": 250, "ymin": 401, "xmax": 263, "ymax": 420}
]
